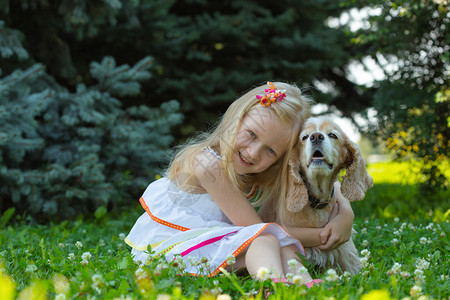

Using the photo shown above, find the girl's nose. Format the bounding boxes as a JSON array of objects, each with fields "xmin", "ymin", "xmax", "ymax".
[{"xmin": 247, "ymin": 142, "xmax": 262, "ymax": 160}]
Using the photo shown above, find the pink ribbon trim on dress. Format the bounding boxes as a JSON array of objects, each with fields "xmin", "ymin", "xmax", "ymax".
[{"xmin": 180, "ymin": 231, "xmax": 238, "ymax": 257}]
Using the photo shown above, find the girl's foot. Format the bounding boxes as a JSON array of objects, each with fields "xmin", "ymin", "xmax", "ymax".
[{"xmin": 305, "ymin": 279, "xmax": 323, "ymax": 288}]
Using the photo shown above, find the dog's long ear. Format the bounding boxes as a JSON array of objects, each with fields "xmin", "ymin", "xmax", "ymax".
[
  {"xmin": 340, "ymin": 136, "xmax": 373, "ymax": 201},
  {"xmin": 286, "ymin": 147, "xmax": 309, "ymax": 212}
]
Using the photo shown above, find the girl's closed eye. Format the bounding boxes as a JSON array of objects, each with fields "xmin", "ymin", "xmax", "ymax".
[{"xmin": 248, "ymin": 130, "xmax": 257, "ymax": 138}]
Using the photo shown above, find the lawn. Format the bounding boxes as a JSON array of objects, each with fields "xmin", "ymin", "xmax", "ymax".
[{"xmin": 1, "ymin": 161, "xmax": 449, "ymax": 299}]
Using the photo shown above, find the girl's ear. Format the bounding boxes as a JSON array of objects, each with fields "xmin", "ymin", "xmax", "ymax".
[
  {"xmin": 286, "ymin": 148, "xmax": 309, "ymax": 212},
  {"xmin": 340, "ymin": 136, "xmax": 373, "ymax": 201}
]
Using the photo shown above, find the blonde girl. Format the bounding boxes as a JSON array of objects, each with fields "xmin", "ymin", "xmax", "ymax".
[{"xmin": 126, "ymin": 82, "xmax": 354, "ymax": 286}]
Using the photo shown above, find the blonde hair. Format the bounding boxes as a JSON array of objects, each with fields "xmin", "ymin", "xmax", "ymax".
[{"xmin": 167, "ymin": 81, "xmax": 312, "ymax": 207}]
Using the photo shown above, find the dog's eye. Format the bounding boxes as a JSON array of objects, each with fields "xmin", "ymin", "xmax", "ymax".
[
  {"xmin": 328, "ymin": 133, "xmax": 338, "ymax": 139},
  {"xmin": 302, "ymin": 135, "xmax": 309, "ymax": 141}
]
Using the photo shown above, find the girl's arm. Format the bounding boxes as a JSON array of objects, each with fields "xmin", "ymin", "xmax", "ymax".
[
  {"xmin": 317, "ymin": 181, "xmax": 355, "ymax": 250},
  {"xmin": 283, "ymin": 227, "xmax": 323, "ymax": 248},
  {"xmin": 192, "ymin": 151, "xmax": 263, "ymax": 226}
]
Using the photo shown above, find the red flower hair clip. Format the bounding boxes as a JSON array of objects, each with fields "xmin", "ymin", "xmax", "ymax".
[{"xmin": 256, "ymin": 82, "xmax": 287, "ymax": 107}]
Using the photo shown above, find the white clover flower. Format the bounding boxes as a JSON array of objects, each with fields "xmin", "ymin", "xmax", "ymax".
[
  {"xmin": 216, "ymin": 294, "xmax": 232, "ymax": 300},
  {"xmin": 361, "ymin": 249, "xmax": 370, "ymax": 257},
  {"xmin": 392, "ymin": 238, "xmax": 399, "ymax": 245},
  {"xmin": 211, "ymin": 287, "xmax": 223, "ymax": 295},
  {"xmin": 342, "ymin": 271, "xmax": 352, "ymax": 279},
  {"xmin": 92, "ymin": 274, "xmax": 103, "ymax": 286},
  {"xmin": 255, "ymin": 267, "xmax": 272, "ymax": 281},
  {"xmin": 298, "ymin": 266, "xmax": 308, "ymax": 275},
  {"xmin": 416, "ymin": 258, "xmax": 430, "ymax": 270},
  {"xmin": 401, "ymin": 271, "xmax": 410, "ymax": 278},
  {"xmin": 360, "ymin": 256, "xmax": 369, "ymax": 268},
  {"xmin": 156, "ymin": 262, "xmax": 169, "ymax": 270},
  {"xmin": 410, "ymin": 285, "xmax": 422, "ymax": 297},
  {"xmin": 226, "ymin": 255, "xmax": 236, "ymax": 265},
  {"xmin": 81, "ymin": 252, "xmax": 92, "ymax": 261},
  {"xmin": 361, "ymin": 228, "xmax": 367, "ymax": 234},
  {"xmin": 292, "ymin": 274, "xmax": 306, "ymax": 285},
  {"xmin": 286, "ymin": 273, "xmax": 294, "ymax": 282},
  {"xmin": 441, "ymin": 275, "xmax": 448, "ymax": 281},
  {"xmin": 414, "ymin": 268, "xmax": 424, "ymax": 278},
  {"xmin": 440, "ymin": 232, "xmax": 445, "ymax": 237},
  {"xmin": 287, "ymin": 259, "xmax": 299, "ymax": 270},
  {"xmin": 99, "ymin": 239, "xmax": 105, "ymax": 247},
  {"xmin": 119, "ymin": 233, "xmax": 126, "ymax": 240},
  {"xmin": 387, "ymin": 262, "xmax": 402, "ymax": 275},
  {"xmin": 400, "ymin": 223, "xmax": 407, "ymax": 230},
  {"xmin": 394, "ymin": 230, "xmax": 400, "ymax": 236},
  {"xmin": 394, "ymin": 217, "xmax": 399, "ymax": 223},
  {"xmin": 408, "ymin": 223, "xmax": 416, "ymax": 230},
  {"xmin": 135, "ymin": 267, "xmax": 146, "ymax": 280},
  {"xmin": 68, "ymin": 253, "xmax": 75, "ymax": 261},
  {"xmin": 156, "ymin": 294, "xmax": 171, "ymax": 300},
  {"xmin": 25, "ymin": 263, "xmax": 37, "ymax": 273},
  {"xmin": 362, "ymin": 240, "xmax": 368, "ymax": 247},
  {"xmin": 55, "ymin": 294, "xmax": 66, "ymax": 300},
  {"xmin": 80, "ymin": 260, "xmax": 88, "ymax": 266},
  {"xmin": 52, "ymin": 274, "xmax": 70, "ymax": 294},
  {"xmin": 420, "ymin": 237, "xmax": 428, "ymax": 244},
  {"xmin": 188, "ymin": 257, "xmax": 200, "ymax": 266},
  {"xmin": 325, "ymin": 269, "xmax": 339, "ymax": 282},
  {"xmin": 75, "ymin": 241, "xmax": 83, "ymax": 249},
  {"xmin": 58, "ymin": 243, "xmax": 64, "ymax": 248},
  {"xmin": 425, "ymin": 223, "xmax": 433, "ymax": 230},
  {"xmin": 376, "ymin": 225, "xmax": 382, "ymax": 231}
]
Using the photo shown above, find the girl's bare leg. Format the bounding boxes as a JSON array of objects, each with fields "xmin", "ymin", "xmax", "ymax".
[
  {"xmin": 281, "ymin": 244, "xmax": 313, "ymax": 282},
  {"xmin": 245, "ymin": 233, "xmax": 284, "ymax": 278},
  {"xmin": 225, "ymin": 234, "xmax": 313, "ymax": 283}
]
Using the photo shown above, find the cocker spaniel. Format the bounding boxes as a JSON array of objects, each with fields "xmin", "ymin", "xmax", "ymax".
[{"xmin": 259, "ymin": 117, "xmax": 373, "ymax": 274}]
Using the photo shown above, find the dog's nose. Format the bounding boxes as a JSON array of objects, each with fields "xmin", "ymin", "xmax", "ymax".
[{"xmin": 310, "ymin": 132, "xmax": 324, "ymax": 144}]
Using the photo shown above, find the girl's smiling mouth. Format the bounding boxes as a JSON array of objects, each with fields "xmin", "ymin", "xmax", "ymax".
[{"xmin": 239, "ymin": 152, "xmax": 253, "ymax": 165}]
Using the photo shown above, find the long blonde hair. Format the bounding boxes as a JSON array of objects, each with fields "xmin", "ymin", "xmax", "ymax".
[{"xmin": 167, "ymin": 81, "xmax": 312, "ymax": 206}]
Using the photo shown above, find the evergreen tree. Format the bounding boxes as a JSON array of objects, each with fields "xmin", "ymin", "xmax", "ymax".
[
  {"xmin": 0, "ymin": 53, "xmax": 182, "ymax": 219},
  {"xmin": 345, "ymin": 0, "xmax": 449, "ymax": 191},
  {"xmin": 0, "ymin": 0, "xmax": 361, "ymax": 135}
]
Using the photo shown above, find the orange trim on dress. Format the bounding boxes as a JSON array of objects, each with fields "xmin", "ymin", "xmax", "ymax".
[
  {"xmin": 190, "ymin": 222, "xmax": 304, "ymax": 277},
  {"xmin": 139, "ymin": 197, "xmax": 190, "ymax": 232},
  {"xmin": 208, "ymin": 223, "xmax": 271, "ymax": 276}
]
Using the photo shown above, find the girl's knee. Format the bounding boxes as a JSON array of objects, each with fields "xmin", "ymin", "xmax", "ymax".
[{"xmin": 252, "ymin": 233, "xmax": 280, "ymax": 248}]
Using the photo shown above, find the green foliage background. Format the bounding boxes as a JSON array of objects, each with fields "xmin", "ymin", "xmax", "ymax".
[{"xmin": 0, "ymin": 0, "xmax": 448, "ymax": 220}]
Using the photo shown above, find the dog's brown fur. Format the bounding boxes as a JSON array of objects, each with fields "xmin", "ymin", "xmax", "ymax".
[{"xmin": 259, "ymin": 117, "xmax": 373, "ymax": 274}]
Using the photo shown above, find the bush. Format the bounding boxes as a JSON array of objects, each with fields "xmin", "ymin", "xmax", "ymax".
[{"xmin": 0, "ymin": 57, "xmax": 183, "ymax": 220}]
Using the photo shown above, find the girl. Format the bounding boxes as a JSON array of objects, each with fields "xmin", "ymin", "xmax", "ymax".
[{"xmin": 125, "ymin": 82, "xmax": 354, "ymax": 285}]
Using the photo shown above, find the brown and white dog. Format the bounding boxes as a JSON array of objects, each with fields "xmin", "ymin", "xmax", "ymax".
[{"xmin": 259, "ymin": 117, "xmax": 373, "ymax": 274}]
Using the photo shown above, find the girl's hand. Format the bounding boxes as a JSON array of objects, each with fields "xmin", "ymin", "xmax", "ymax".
[{"xmin": 318, "ymin": 182, "xmax": 354, "ymax": 250}]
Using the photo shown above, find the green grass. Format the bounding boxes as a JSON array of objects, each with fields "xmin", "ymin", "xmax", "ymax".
[{"xmin": 1, "ymin": 161, "xmax": 449, "ymax": 299}]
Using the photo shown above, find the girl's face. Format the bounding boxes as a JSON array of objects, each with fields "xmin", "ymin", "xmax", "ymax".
[{"xmin": 233, "ymin": 107, "xmax": 292, "ymax": 175}]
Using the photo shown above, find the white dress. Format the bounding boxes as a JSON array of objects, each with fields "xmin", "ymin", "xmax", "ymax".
[{"xmin": 125, "ymin": 149, "xmax": 304, "ymax": 277}]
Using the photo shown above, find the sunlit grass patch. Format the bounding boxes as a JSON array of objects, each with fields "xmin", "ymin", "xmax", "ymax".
[
  {"xmin": 1, "ymin": 160, "xmax": 449, "ymax": 299},
  {"xmin": 1, "ymin": 208, "xmax": 449, "ymax": 299}
]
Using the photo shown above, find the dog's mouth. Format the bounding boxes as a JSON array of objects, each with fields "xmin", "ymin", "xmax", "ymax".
[{"xmin": 308, "ymin": 150, "xmax": 333, "ymax": 170}]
